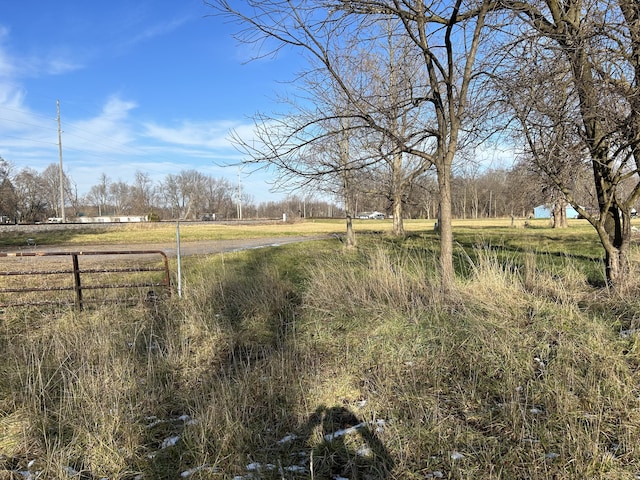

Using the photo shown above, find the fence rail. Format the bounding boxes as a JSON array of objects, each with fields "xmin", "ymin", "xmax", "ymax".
[{"xmin": 0, "ymin": 250, "xmax": 171, "ymax": 310}]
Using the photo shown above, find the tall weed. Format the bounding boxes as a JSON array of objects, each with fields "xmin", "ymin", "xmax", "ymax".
[{"xmin": 0, "ymin": 240, "xmax": 639, "ymax": 478}]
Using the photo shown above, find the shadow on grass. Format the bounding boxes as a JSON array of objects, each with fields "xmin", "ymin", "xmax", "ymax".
[
  {"xmin": 130, "ymin": 244, "xmax": 317, "ymax": 478},
  {"xmin": 297, "ymin": 405, "xmax": 394, "ymax": 479}
]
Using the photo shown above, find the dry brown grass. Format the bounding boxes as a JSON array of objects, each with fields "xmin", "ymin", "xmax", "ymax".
[{"xmin": 1, "ymin": 237, "xmax": 639, "ymax": 478}]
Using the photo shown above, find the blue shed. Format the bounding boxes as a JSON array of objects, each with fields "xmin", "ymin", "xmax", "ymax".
[{"xmin": 534, "ymin": 204, "xmax": 579, "ymax": 219}]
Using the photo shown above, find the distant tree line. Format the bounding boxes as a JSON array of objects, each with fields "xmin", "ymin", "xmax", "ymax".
[
  {"xmin": 0, "ymin": 158, "xmax": 347, "ymax": 222},
  {"xmin": 0, "ymin": 155, "xmax": 599, "ymax": 224}
]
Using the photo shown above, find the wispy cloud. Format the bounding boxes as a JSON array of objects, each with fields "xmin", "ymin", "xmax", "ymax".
[
  {"xmin": 142, "ymin": 120, "xmax": 241, "ymax": 149},
  {"xmin": 0, "ymin": 23, "xmax": 83, "ymax": 79},
  {"xmin": 119, "ymin": 15, "xmax": 192, "ymax": 49},
  {"xmin": 64, "ymin": 96, "xmax": 139, "ymax": 154},
  {"xmin": 44, "ymin": 57, "xmax": 83, "ymax": 76}
]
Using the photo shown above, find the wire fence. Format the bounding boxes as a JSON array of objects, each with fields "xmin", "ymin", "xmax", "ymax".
[{"xmin": 0, "ymin": 250, "xmax": 171, "ymax": 310}]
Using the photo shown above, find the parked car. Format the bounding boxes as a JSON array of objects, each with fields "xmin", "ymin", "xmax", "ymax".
[{"xmin": 356, "ymin": 211, "xmax": 386, "ymax": 219}]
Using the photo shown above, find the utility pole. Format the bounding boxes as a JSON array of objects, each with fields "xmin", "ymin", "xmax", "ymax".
[
  {"xmin": 237, "ymin": 167, "xmax": 243, "ymax": 220},
  {"xmin": 57, "ymin": 100, "xmax": 66, "ymax": 222}
]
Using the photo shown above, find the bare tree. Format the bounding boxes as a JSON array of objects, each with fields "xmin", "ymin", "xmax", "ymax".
[
  {"xmin": 86, "ymin": 173, "xmax": 111, "ymax": 216},
  {"xmin": 13, "ymin": 168, "xmax": 48, "ymax": 222},
  {"xmin": 40, "ymin": 163, "xmax": 73, "ymax": 219},
  {"xmin": 210, "ymin": 0, "xmax": 494, "ymax": 291},
  {"xmin": 502, "ymin": 0, "xmax": 640, "ymax": 286},
  {"xmin": 224, "ymin": 25, "xmax": 376, "ymax": 246},
  {"xmin": 0, "ymin": 157, "xmax": 17, "ymax": 221},
  {"xmin": 160, "ymin": 170, "xmax": 201, "ymax": 220},
  {"xmin": 109, "ymin": 181, "xmax": 131, "ymax": 215},
  {"xmin": 157, "ymin": 173, "xmax": 237, "ymax": 220},
  {"xmin": 203, "ymin": 177, "xmax": 235, "ymax": 219},
  {"xmin": 130, "ymin": 171, "xmax": 156, "ymax": 214}
]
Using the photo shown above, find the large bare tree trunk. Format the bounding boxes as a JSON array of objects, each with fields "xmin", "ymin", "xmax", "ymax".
[
  {"xmin": 552, "ymin": 198, "xmax": 568, "ymax": 228},
  {"xmin": 392, "ymin": 194, "xmax": 405, "ymax": 236},
  {"xmin": 437, "ymin": 160, "xmax": 455, "ymax": 293},
  {"xmin": 597, "ymin": 207, "xmax": 631, "ymax": 286},
  {"xmin": 340, "ymin": 124, "xmax": 357, "ymax": 248},
  {"xmin": 344, "ymin": 189, "xmax": 357, "ymax": 248},
  {"xmin": 391, "ymin": 151, "xmax": 405, "ymax": 236}
]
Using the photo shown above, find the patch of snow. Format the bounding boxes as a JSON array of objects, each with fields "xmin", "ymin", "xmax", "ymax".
[
  {"xmin": 357, "ymin": 445, "xmax": 372, "ymax": 457},
  {"xmin": 160, "ymin": 435, "xmax": 181, "ymax": 449},
  {"xmin": 277, "ymin": 433, "xmax": 299, "ymax": 444},
  {"xmin": 284, "ymin": 465, "xmax": 307, "ymax": 473},
  {"xmin": 324, "ymin": 422, "xmax": 367, "ymax": 442},
  {"xmin": 146, "ymin": 418, "xmax": 165, "ymax": 428},
  {"xmin": 246, "ymin": 462, "xmax": 276, "ymax": 471},
  {"xmin": 181, "ymin": 464, "xmax": 214, "ymax": 477},
  {"xmin": 425, "ymin": 472, "xmax": 444, "ymax": 479},
  {"xmin": 521, "ymin": 438, "xmax": 540, "ymax": 444},
  {"xmin": 451, "ymin": 451, "xmax": 464, "ymax": 461},
  {"xmin": 63, "ymin": 466, "xmax": 78, "ymax": 477}
]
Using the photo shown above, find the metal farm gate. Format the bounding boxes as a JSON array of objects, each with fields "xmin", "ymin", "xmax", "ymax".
[{"xmin": 0, "ymin": 250, "xmax": 171, "ymax": 310}]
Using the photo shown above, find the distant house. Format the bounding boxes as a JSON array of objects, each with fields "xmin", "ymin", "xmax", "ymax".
[
  {"xmin": 357, "ymin": 211, "xmax": 386, "ymax": 219},
  {"xmin": 534, "ymin": 205, "xmax": 579, "ymax": 219},
  {"xmin": 74, "ymin": 215, "xmax": 149, "ymax": 223}
]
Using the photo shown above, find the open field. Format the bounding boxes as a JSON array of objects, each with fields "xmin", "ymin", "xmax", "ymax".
[
  {"xmin": 1, "ymin": 219, "xmax": 640, "ymax": 479},
  {"xmin": 0, "ymin": 216, "xmax": 608, "ymax": 248}
]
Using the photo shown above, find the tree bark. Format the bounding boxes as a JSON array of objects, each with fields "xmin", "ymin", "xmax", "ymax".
[
  {"xmin": 437, "ymin": 160, "xmax": 455, "ymax": 293},
  {"xmin": 597, "ymin": 207, "xmax": 631, "ymax": 286},
  {"xmin": 552, "ymin": 198, "xmax": 568, "ymax": 228},
  {"xmin": 391, "ymin": 152, "xmax": 406, "ymax": 236},
  {"xmin": 392, "ymin": 193, "xmax": 405, "ymax": 236},
  {"xmin": 344, "ymin": 191, "xmax": 357, "ymax": 248}
]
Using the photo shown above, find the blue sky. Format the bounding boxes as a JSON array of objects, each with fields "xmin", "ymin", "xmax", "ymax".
[{"xmin": 0, "ymin": 1, "xmax": 301, "ymax": 203}]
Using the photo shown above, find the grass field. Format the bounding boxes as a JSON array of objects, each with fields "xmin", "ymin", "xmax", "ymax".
[
  {"xmin": 0, "ymin": 216, "xmax": 604, "ymax": 247},
  {"xmin": 1, "ymin": 218, "xmax": 639, "ymax": 479}
]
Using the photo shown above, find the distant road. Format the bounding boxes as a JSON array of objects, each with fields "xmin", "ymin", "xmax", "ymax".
[
  {"xmin": 4, "ymin": 236, "xmax": 329, "ymax": 257},
  {"xmin": 154, "ymin": 236, "xmax": 328, "ymax": 257}
]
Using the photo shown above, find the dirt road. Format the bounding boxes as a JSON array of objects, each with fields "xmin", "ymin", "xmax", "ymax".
[{"xmin": 4, "ymin": 235, "xmax": 329, "ymax": 257}]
